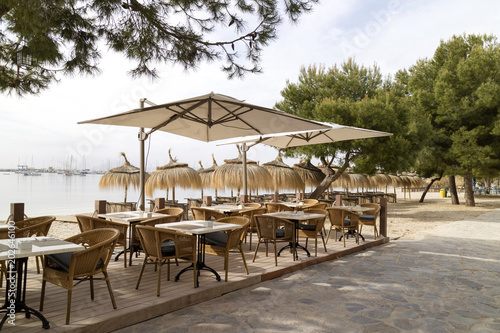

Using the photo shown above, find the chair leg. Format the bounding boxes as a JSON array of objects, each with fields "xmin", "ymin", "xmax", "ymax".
[
  {"xmin": 36, "ymin": 256, "xmax": 41, "ymax": 274},
  {"xmin": 136, "ymin": 257, "xmax": 147, "ymax": 290},
  {"xmin": 123, "ymin": 243, "xmax": 127, "ymax": 268},
  {"xmin": 239, "ymin": 247, "xmax": 249, "ymax": 275},
  {"xmin": 273, "ymin": 241, "xmax": 278, "ymax": 266},
  {"xmin": 326, "ymin": 226, "xmax": 332, "ymax": 244},
  {"xmin": 342, "ymin": 229, "xmax": 346, "ymax": 247},
  {"xmin": 103, "ymin": 271, "xmax": 117, "ymax": 309},
  {"xmin": 90, "ymin": 275, "xmax": 94, "ymax": 300},
  {"xmin": 40, "ymin": 279, "xmax": 46, "ymax": 311},
  {"xmin": 252, "ymin": 241, "xmax": 261, "ymax": 262},
  {"xmin": 224, "ymin": 254, "xmax": 229, "ymax": 282},
  {"xmin": 157, "ymin": 261, "xmax": 162, "ymax": 297},
  {"xmin": 321, "ymin": 232, "xmax": 327, "ymax": 252},
  {"xmin": 314, "ymin": 237, "xmax": 318, "ymax": 257},
  {"xmin": 66, "ymin": 290, "xmax": 72, "ymax": 325},
  {"xmin": 193, "ymin": 258, "xmax": 197, "ymax": 288}
]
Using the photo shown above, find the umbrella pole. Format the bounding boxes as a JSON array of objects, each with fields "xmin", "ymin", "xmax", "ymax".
[
  {"xmin": 242, "ymin": 143, "xmax": 248, "ymax": 201},
  {"xmin": 172, "ymin": 187, "xmax": 176, "ymax": 203},
  {"xmin": 139, "ymin": 127, "xmax": 146, "ymax": 211},
  {"xmin": 124, "ymin": 185, "xmax": 128, "ymax": 203}
]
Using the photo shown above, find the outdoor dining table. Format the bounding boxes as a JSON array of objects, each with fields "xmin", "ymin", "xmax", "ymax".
[
  {"xmin": 155, "ymin": 220, "xmax": 242, "ymax": 288},
  {"xmin": 201, "ymin": 204, "xmax": 250, "ymax": 215},
  {"xmin": 97, "ymin": 211, "xmax": 168, "ymax": 266},
  {"xmin": 0, "ymin": 237, "xmax": 84, "ymax": 330},
  {"xmin": 335, "ymin": 206, "xmax": 373, "ymax": 241},
  {"xmin": 263, "ymin": 211, "xmax": 326, "ymax": 259}
]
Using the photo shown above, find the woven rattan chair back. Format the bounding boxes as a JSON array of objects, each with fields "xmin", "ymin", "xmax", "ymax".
[
  {"xmin": 135, "ymin": 225, "xmax": 197, "ymax": 293},
  {"xmin": 40, "ymin": 228, "xmax": 120, "ymax": 325},
  {"xmin": 204, "ymin": 216, "xmax": 250, "ymax": 281},
  {"xmin": 264, "ymin": 202, "xmax": 293, "ymax": 213},
  {"xmin": 252, "ymin": 215, "xmax": 295, "ymax": 265},
  {"xmin": 155, "ymin": 207, "xmax": 184, "ymax": 221},
  {"xmin": 191, "ymin": 207, "xmax": 226, "ymax": 220},
  {"xmin": 76, "ymin": 215, "xmax": 94, "ymax": 233}
]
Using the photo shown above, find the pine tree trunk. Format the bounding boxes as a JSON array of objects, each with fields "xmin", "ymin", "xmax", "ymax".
[
  {"xmin": 419, "ymin": 172, "xmax": 443, "ymax": 203},
  {"xmin": 448, "ymin": 175, "xmax": 460, "ymax": 205},
  {"xmin": 464, "ymin": 173, "xmax": 475, "ymax": 207}
]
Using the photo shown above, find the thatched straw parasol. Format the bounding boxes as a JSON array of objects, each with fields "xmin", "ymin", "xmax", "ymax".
[
  {"xmin": 293, "ymin": 159, "xmax": 325, "ymax": 191},
  {"xmin": 263, "ymin": 152, "xmax": 305, "ymax": 196},
  {"xmin": 211, "ymin": 146, "xmax": 273, "ymax": 195},
  {"xmin": 99, "ymin": 152, "xmax": 147, "ymax": 203},
  {"xmin": 198, "ymin": 154, "xmax": 218, "ymax": 198},
  {"xmin": 146, "ymin": 149, "xmax": 202, "ymax": 202}
]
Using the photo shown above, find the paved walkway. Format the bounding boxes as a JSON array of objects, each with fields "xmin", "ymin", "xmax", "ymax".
[{"xmin": 115, "ymin": 210, "xmax": 500, "ymax": 333}]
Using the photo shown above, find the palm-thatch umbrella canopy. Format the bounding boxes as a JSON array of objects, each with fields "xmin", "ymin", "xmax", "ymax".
[
  {"xmin": 370, "ymin": 172, "xmax": 395, "ymax": 191},
  {"xmin": 293, "ymin": 159, "xmax": 325, "ymax": 192},
  {"xmin": 99, "ymin": 152, "xmax": 147, "ymax": 203},
  {"xmin": 197, "ymin": 154, "xmax": 219, "ymax": 198},
  {"xmin": 146, "ymin": 149, "xmax": 202, "ymax": 202},
  {"xmin": 263, "ymin": 152, "xmax": 305, "ymax": 196},
  {"xmin": 211, "ymin": 146, "xmax": 273, "ymax": 196}
]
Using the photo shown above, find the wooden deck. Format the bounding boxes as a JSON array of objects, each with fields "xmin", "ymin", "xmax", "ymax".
[{"xmin": 3, "ymin": 232, "xmax": 389, "ymax": 333}]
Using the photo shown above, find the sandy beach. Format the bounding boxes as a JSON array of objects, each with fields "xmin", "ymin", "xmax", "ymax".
[{"xmin": 42, "ymin": 189, "xmax": 500, "ymax": 242}]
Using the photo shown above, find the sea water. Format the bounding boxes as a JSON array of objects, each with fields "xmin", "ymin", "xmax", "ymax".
[{"xmin": 0, "ymin": 173, "xmax": 207, "ymax": 219}]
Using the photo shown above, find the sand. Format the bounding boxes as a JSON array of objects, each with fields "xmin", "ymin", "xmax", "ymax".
[
  {"xmin": 386, "ymin": 189, "xmax": 500, "ymax": 239},
  {"xmin": 44, "ymin": 189, "xmax": 500, "ymax": 242}
]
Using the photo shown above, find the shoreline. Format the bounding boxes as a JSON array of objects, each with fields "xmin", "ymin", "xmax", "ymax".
[{"xmin": 9, "ymin": 189, "xmax": 500, "ymax": 242}]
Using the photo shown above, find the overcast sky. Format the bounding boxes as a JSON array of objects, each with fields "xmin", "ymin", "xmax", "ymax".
[{"xmin": 2, "ymin": 0, "xmax": 500, "ymax": 172}]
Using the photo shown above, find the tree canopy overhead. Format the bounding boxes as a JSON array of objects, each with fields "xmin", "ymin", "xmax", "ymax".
[
  {"xmin": 408, "ymin": 34, "xmax": 500, "ymax": 206},
  {"xmin": 0, "ymin": 0, "xmax": 318, "ymax": 95},
  {"xmin": 276, "ymin": 60, "xmax": 417, "ymax": 198}
]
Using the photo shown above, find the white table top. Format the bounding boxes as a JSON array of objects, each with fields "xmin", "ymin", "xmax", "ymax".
[
  {"xmin": 98, "ymin": 211, "xmax": 168, "ymax": 223},
  {"xmin": 0, "ymin": 237, "xmax": 84, "ymax": 260},
  {"xmin": 336, "ymin": 206, "xmax": 373, "ymax": 212},
  {"xmin": 201, "ymin": 205, "xmax": 247, "ymax": 213},
  {"xmin": 279, "ymin": 202, "xmax": 311, "ymax": 208},
  {"xmin": 264, "ymin": 211, "xmax": 326, "ymax": 221},
  {"xmin": 156, "ymin": 220, "xmax": 242, "ymax": 235}
]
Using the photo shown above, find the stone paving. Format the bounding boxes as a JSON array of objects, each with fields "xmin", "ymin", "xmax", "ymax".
[{"xmin": 115, "ymin": 210, "xmax": 500, "ymax": 333}]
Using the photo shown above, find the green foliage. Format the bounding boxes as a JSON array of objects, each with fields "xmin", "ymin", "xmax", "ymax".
[
  {"xmin": 408, "ymin": 34, "xmax": 500, "ymax": 181},
  {"xmin": 0, "ymin": 0, "xmax": 319, "ymax": 95},
  {"xmin": 275, "ymin": 58, "xmax": 415, "ymax": 176}
]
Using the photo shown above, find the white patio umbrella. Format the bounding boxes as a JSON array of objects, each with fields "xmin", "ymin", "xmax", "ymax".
[
  {"xmin": 225, "ymin": 121, "xmax": 392, "ymax": 148},
  {"xmin": 78, "ymin": 92, "xmax": 329, "ymax": 209}
]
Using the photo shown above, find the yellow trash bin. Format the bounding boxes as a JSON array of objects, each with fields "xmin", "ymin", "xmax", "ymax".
[{"xmin": 440, "ymin": 189, "xmax": 446, "ymax": 198}]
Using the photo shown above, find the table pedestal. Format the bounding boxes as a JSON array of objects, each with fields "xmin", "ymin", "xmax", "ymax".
[
  {"xmin": 174, "ymin": 235, "xmax": 221, "ymax": 287},
  {"xmin": 0, "ymin": 258, "xmax": 50, "ymax": 329},
  {"xmin": 277, "ymin": 220, "xmax": 311, "ymax": 259}
]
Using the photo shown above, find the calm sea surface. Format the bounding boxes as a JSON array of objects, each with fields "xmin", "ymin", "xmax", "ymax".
[{"xmin": 0, "ymin": 173, "xmax": 208, "ymax": 219}]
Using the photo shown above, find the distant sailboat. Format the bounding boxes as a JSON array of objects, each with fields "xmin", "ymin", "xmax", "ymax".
[{"xmin": 65, "ymin": 156, "xmax": 74, "ymax": 176}]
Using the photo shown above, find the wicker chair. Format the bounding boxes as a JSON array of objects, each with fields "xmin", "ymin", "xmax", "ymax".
[
  {"xmin": 264, "ymin": 202, "xmax": 294, "ymax": 213},
  {"xmin": 326, "ymin": 207, "xmax": 360, "ymax": 247},
  {"xmin": 359, "ymin": 203, "xmax": 381, "ymax": 240},
  {"xmin": 91, "ymin": 218, "xmax": 129, "ymax": 268},
  {"xmin": 40, "ymin": 228, "xmax": 119, "ymax": 325},
  {"xmin": 305, "ymin": 202, "xmax": 328, "ymax": 210},
  {"xmin": 299, "ymin": 199, "xmax": 319, "ymax": 205},
  {"xmin": 298, "ymin": 209, "xmax": 327, "ymax": 256},
  {"xmin": 238, "ymin": 207, "xmax": 268, "ymax": 250},
  {"xmin": 16, "ymin": 216, "xmax": 55, "ymax": 274},
  {"xmin": 252, "ymin": 215, "xmax": 296, "ymax": 266},
  {"xmin": 155, "ymin": 207, "xmax": 184, "ymax": 222},
  {"xmin": 76, "ymin": 214, "xmax": 94, "ymax": 233},
  {"xmin": 203, "ymin": 216, "xmax": 250, "ymax": 281},
  {"xmin": 191, "ymin": 207, "xmax": 226, "ymax": 220},
  {"xmin": 242, "ymin": 203, "xmax": 261, "ymax": 209},
  {"xmin": 135, "ymin": 225, "xmax": 197, "ymax": 295}
]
